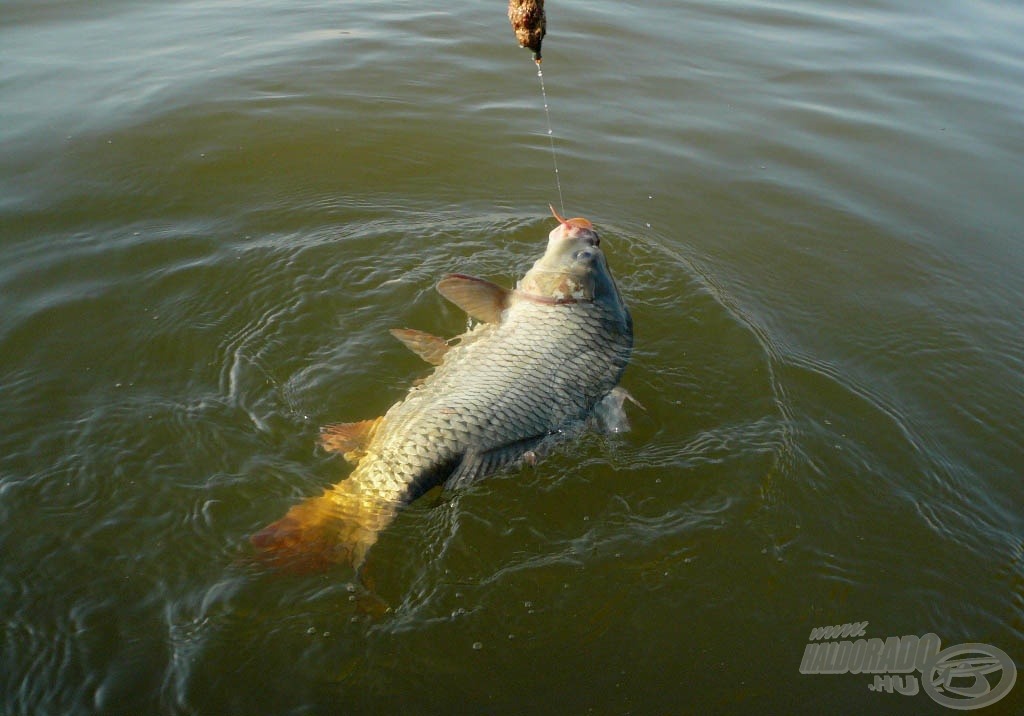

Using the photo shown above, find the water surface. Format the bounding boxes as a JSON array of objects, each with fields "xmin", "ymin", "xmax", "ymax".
[{"xmin": 2, "ymin": 1, "xmax": 1022, "ymax": 714}]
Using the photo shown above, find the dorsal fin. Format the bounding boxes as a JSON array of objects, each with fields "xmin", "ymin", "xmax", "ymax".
[
  {"xmin": 389, "ymin": 328, "xmax": 450, "ymax": 365},
  {"xmin": 436, "ymin": 273, "xmax": 511, "ymax": 324},
  {"xmin": 318, "ymin": 417, "xmax": 382, "ymax": 463}
]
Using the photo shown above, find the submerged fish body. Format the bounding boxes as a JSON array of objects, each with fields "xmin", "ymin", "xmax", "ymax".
[{"xmin": 251, "ymin": 209, "xmax": 633, "ymax": 569}]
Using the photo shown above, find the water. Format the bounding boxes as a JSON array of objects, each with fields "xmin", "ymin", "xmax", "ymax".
[{"xmin": 2, "ymin": 1, "xmax": 1023, "ymax": 714}]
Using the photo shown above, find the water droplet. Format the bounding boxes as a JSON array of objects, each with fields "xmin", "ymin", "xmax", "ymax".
[{"xmin": 472, "ymin": 641, "xmax": 483, "ymax": 650}]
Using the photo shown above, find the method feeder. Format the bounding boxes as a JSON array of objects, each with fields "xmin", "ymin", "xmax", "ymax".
[{"xmin": 508, "ymin": 0, "xmax": 547, "ymax": 63}]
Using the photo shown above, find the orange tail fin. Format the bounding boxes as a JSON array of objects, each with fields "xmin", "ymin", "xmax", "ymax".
[{"xmin": 250, "ymin": 482, "xmax": 395, "ymax": 572}]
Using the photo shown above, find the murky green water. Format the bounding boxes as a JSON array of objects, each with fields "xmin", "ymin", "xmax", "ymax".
[{"xmin": 2, "ymin": 1, "xmax": 1022, "ymax": 714}]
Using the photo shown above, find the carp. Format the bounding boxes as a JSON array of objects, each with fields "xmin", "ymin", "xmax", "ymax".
[{"xmin": 251, "ymin": 207, "xmax": 633, "ymax": 570}]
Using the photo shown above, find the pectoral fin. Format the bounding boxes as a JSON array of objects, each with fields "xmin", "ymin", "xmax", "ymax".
[
  {"xmin": 592, "ymin": 386, "xmax": 644, "ymax": 434},
  {"xmin": 389, "ymin": 328, "xmax": 450, "ymax": 365},
  {"xmin": 446, "ymin": 433, "xmax": 552, "ymax": 489},
  {"xmin": 436, "ymin": 273, "xmax": 511, "ymax": 324},
  {"xmin": 319, "ymin": 417, "xmax": 382, "ymax": 463}
]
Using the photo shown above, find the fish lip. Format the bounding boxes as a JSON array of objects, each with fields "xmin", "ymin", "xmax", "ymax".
[{"xmin": 548, "ymin": 204, "xmax": 600, "ymax": 246}]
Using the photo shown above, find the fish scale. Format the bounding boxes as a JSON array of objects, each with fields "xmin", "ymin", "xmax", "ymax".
[
  {"xmin": 251, "ymin": 211, "xmax": 633, "ymax": 570},
  {"xmin": 383, "ymin": 300, "xmax": 629, "ymax": 484}
]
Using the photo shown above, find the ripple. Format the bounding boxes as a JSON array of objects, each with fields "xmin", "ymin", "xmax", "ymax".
[{"xmin": 2, "ymin": 0, "xmax": 1023, "ymax": 711}]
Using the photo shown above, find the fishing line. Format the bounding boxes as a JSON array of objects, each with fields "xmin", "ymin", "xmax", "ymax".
[{"xmin": 536, "ymin": 63, "xmax": 566, "ymax": 218}]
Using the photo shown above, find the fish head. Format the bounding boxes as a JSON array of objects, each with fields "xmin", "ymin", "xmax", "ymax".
[{"xmin": 516, "ymin": 206, "xmax": 626, "ymax": 307}]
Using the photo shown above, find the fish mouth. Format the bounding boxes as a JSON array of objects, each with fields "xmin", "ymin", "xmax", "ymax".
[{"xmin": 549, "ymin": 204, "xmax": 599, "ymax": 246}]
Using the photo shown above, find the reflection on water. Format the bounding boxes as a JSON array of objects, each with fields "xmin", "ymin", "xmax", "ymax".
[{"xmin": 1, "ymin": 0, "xmax": 1022, "ymax": 714}]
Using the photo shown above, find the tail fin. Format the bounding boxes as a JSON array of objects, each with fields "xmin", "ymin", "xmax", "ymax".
[{"xmin": 250, "ymin": 482, "xmax": 396, "ymax": 572}]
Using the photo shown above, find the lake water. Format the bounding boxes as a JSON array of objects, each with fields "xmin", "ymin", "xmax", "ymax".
[{"xmin": 2, "ymin": 1, "xmax": 1022, "ymax": 714}]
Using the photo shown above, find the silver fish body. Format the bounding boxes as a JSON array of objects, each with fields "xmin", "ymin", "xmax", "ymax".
[
  {"xmin": 252, "ymin": 210, "xmax": 632, "ymax": 569},
  {"xmin": 371, "ymin": 288, "xmax": 631, "ymax": 498}
]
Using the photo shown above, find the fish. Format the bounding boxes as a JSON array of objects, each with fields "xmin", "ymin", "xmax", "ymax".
[{"xmin": 250, "ymin": 206, "xmax": 633, "ymax": 570}]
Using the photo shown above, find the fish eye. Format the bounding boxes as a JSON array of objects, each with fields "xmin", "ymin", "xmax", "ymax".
[{"xmin": 574, "ymin": 248, "xmax": 595, "ymax": 262}]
